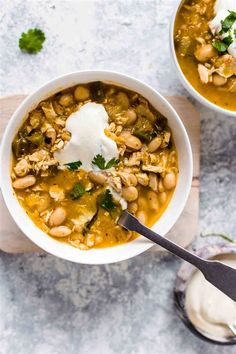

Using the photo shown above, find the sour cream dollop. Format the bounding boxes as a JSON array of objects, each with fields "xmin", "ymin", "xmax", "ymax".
[
  {"xmin": 55, "ymin": 102, "xmax": 119, "ymax": 171},
  {"xmin": 185, "ymin": 254, "xmax": 236, "ymax": 341},
  {"xmin": 209, "ymin": 0, "xmax": 236, "ymax": 58}
]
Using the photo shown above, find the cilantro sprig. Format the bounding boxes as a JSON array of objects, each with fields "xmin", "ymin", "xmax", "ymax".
[
  {"xmin": 212, "ymin": 11, "xmax": 236, "ymax": 53},
  {"xmin": 212, "ymin": 36, "xmax": 233, "ymax": 52},
  {"xmin": 19, "ymin": 28, "xmax": 46, "ymax": 54},
  {"xmin": 98, "ymin": 189, "xmax": 116, "ymax": 211},
  {"xmin": 92, "ymin": 154, "xmax": 119, "ymax": 170},
  {"xmin": 70, "ymin": 183, "xmax": 85, "ymax": 200},
  {"xmin": 65, "ymin": 160, "xmax": 82, "ymax": 171},
  {"xmin": 220, "ymin": 11, "xmax": 236, "ymax": 35}
]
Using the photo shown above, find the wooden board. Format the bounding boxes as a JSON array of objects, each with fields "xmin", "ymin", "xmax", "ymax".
[{"xmin": 0, "ymin": 95, "xmax": 200, "ymax": 253}]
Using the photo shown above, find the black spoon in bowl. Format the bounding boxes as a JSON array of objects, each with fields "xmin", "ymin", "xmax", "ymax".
[{"xmin": 118, "ymin": 211, "xmax": 236, "ymax": 301}]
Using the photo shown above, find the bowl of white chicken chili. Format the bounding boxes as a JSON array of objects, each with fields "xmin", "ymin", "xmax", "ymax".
[
  {"xmin": 171, "ymin": 0, "xmax": 236, "ymax": 115},
  {"xmin": 0, "ymin": 71, "xmax": 192, "ymax": 264}
]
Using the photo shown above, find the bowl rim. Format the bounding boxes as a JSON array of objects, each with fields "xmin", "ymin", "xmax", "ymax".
[
  {"xmin": 0, "ymin": 70, "xmax": 193, "ymax": 264},
  {"xmin": 169, "ymin": 0, "xmax": 236, "ymax": 117}
]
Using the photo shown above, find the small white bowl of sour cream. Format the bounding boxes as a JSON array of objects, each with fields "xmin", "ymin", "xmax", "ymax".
[{"xmin": 0, "ymin": 71, "xmax": 193, "ymax": 264}]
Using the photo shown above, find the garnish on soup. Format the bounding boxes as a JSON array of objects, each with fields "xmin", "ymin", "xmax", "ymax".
[
  {"xmin": 11, "ymin": 82, "xmax": 178, "ymax": 250},
  {"xmin": 92, "ymin": 154, "xmax": 119, "ymax": 170},
  {"xmin": 174, "ymin": 0, "xmax": 236, "ymax": 111}
]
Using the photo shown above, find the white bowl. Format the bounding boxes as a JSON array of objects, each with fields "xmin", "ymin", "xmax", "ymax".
[
  {"xmin": 0, "ymin": 70, "xmax": 193, "ymax": 264},
  {"xmin": 170, "ymin": 0, "xmax": 236, "ymax": 117}
]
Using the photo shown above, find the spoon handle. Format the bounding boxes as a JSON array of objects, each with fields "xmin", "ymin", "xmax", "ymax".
[
  {"xmin": 123, "ymin": 212, "xmax": 204, "ymax": 268},
  {"xmin": 119, "ymin": 211, "xmax": 236, "ymax": 301}
]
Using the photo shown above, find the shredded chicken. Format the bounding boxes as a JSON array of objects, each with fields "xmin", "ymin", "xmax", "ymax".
[{"xmin": 198, "ymin": 64, "xmax": 210, "ymax": 84}]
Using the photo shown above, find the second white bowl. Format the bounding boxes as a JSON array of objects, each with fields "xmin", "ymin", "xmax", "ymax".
[{"xmin": 170, "ymin": 0, "xmax": 236, "ymax": 117}]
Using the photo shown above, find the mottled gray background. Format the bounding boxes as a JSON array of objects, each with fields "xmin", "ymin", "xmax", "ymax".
[{"xmin": 0, "ymin": 1, "xmax": 236, "ymax": 353}]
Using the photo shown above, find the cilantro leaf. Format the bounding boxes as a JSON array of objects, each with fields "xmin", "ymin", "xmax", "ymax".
[
  {"xmin": 92, "ymin": 154, "xmax": 106, "ymax": 169},
  {"xmin": 222, "ymin": 35, "xmax": 233, "ymax": 46},
  {"xmin": 105, "ymin": 157, "xmax": 120, "ymax": 169},
  {"xmin": 65, "ymin": 160, "xmax": 82, "ymax": 170},
  {"xmin": 99, "ymin": 189, "xmax": 116, "ymax": 211},
  {"xmin": 220, "ymin": 11, "xmax": 236, "ymax": 34},
  {"xmin": 70, "ymin": 183, "xmax": 85, "ymax": 200},
  {"xmin": 92, "ymin": 154, "xmax": 119, "ymax": 170},
  {"xmin": 19, "ymin": 28, "xmax": 46, "ymax": 54},
  {"xmin": 212, "ymin": 38, "xmax": 230, "ymax": 52}
]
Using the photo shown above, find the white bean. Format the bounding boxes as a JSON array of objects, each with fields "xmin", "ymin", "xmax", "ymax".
[
  {"xmin": 49, "ymin": 226, "xmax": 71, "ymax": 237},
  {"xmin": 124, "ymin": 110, "xmax": 137, "ymax": 126},
  {"xmin": 163, "ymin": 172, "xmax": 176, "ymax": 190},
  {"xmin": 147, "ymin": 191, "xmax": 159, "ymax": 212},
  {"xmin": 14, "ymin": 159, "xmax": 29, "ymax": 177},
  {"xmin": 13, "ymin": 175, "xmax": 36, "ymax": 189},
  {"xmin": 119, "ymin": 172, "xmax": 137, "ymax": 186},
  {"xmin": 195, "ymin": 44, "xmax": 216, "ymax": 62},
  {"xmin": 212, "ymin": 74, "xmax": 227, "ymax": 87},
  {"xmin": 59, "ymin": 93, "xmax": 74, "ymax": 107},
  {"xmin": 74, "ymin": 86, "xmax": 90, "ymax": 101},
  {"xmin": 137, "ymin": 197, "xmax": 148, "ymax": 210},
  {"xmin": 122, "ymin": 186, "xmax": 138, "ymax": 202},
  {"xmin": 159, "ymin": 192, "xmax": 167, "ymax": 205},
  {"xmin": 88, "ymin": 172, "xmax": 106, "ymax": 185},
  {"xmin": 125, "ymin": 135, "xmax": 142, "ymax": 150},
  {"xmin": 49, "ymin": 207, "xmax": 67, "ymax": 226},
  {"xmin": 147, "ymin": 136, "xmax": 162, "ymax": 153}
]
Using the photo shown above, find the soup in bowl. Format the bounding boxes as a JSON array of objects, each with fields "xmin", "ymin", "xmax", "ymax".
[
  {"xmin": 0, "ymin": 71, "xmax": 192, "ymax": 264},
  {"xmin": 171, "ymin": 0, "xmax": 236, "ymax": 115}
]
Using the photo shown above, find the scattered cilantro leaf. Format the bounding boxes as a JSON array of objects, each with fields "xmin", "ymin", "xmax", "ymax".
[
  {"xmin": 65, "ymin": 160, "xmax": 82, "ymax": 171},
  {"xmin": 98, "ymin": 189, "xmax": 116, "ymax": 211},
  {"xmin": 222, "ymin": 35, "xmax": 233, "ymax": 46},
  {"xmin": 19, "ymin": 28, "xmax": 46, "ymax": 54},
  {"xmin": 105, "ymin": 157, "xmax": 120, "ymax": 169},
  {"xmin": 200, "ymin": 233, "xmax": 235, "ymax": 244},
  {"xmin": 212, "ymin": 39, "xmax": 229, "ymax": 52},
  {"xmin": 92, "ymin": 154, "xmax": 119, "ymax": 170},
  {"xmin": 92, "ymin": 154, "xmax": 106, "ymax": 169},
  {"xmin": 70, "ymin": 183, "xmax": 85, "ymax": 200},
  {"xmin": 220, "ymin": 11, "xmax": 236, "ymax": 34}
]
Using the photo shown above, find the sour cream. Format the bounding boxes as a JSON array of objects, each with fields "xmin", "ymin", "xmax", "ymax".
[
  {"xmin": 209, "ymin": 0, "xmax": 236, "ymax": 58},
  {"xmin": 185, "ymin": 254, "xmax": 236, "ymax": 341},
  {"xmin": 55, "ymin": 102, "xmax": 118, "ymax": 171},
  {"xmin": 215, "ymin": 0, "xmax": 236, "ymax": 13}
]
